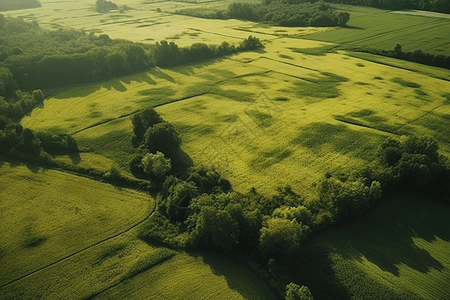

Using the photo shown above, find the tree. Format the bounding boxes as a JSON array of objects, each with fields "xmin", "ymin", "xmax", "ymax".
[
  {"xmin": 131, "ymin": 108, "xmax": 164, "ymax": 146},
  {"xmin": 141, "ymin": 151, "xmax": 172, "ymax": 179},
  {"xmin": 259, "ymin": 218, "xmax": 309, "ymax": 258},
  {"xmin": 285, "ymin": 283, "xmax": 314, "ymax": 300},
  {"xmin": 394, "ymin": 43, "xmax": 402, "ymax": 54},
  {"xmin": 337, "ymin": 12, "xmax": 350, "ymax": 27},
  {"xmin": 142, "ymin": 122, "xmax": 182, "ymax": 156}
]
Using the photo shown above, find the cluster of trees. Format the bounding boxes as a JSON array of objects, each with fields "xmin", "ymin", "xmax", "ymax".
[
  {"xmin": 177, "ymin": 1, "xmax": 350, "ymax": 27},
  {"xmin": 137, "ymin": 134, "xmax": 450, "ymax": 299},
  {"xmin": 0, "ymin": 16, "xmax": 263, "ymax": 89},
  {"xmin": 292, "ymin": 0, "xmax": 450, "ymax": 14},
  {"xmin": 353, "ymin": 44, "xmax": 450, "ymax": 70},
  {"xmin": 129, "ymin": 108, "xmax": 189, "ymax": 181},
  {"xmin": 95, "ymin": 0, "xmax": 118, "ymax": 13},
  {"xmin": 0, "ymin": 0, "xmax": 41, "ymax": 12}
]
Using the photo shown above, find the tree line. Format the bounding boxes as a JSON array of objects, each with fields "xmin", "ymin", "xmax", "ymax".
[
  {"xmin": 288, "ymin": 0, "xmax": 450, "ymax": 14},
  {"xmin": 0, "ymin": 0, "xmax": 41, "ymax": 12},
  {"xmin": 176, "ymin": 0, "xmax": 350, "ymax": 27},
  {"xmin": 352, "ymin": 44, "xmax": 450, "ymax": 70},
  {"xmin": 0, "ymin": 16, "xmax": 263, "ymax": 91}
]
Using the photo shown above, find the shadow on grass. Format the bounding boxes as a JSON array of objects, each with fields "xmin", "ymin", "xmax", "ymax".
[
  {"xmin": 69, "ymin": 152, "xmax": 81, "ymax": 164},
  {"xmin": 191, "ymin": 251, "xmax": 281, "ymax": 300},
  {"xmin": 334, "ymin": 194, "xmax": 449, "ymax": 276}
]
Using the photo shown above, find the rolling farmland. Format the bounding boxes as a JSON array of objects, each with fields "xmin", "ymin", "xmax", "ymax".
[{"xmin": 3, "ymin": 0, "xmax": 450, "ymax": 299}]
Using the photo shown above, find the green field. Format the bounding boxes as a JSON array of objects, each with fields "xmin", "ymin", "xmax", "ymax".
[
  {"xmin": 6, "ymin": 1, "xmax": 450, "ymax": 299},
  {"xmin": 0, "ymin": 162, "xmax": 154, "ymax": 287},
  {"xmin": 94, "ymin": 252, "xmax": 279, "ymax": 300},
  {"xmin": 293, "ymin": 193, "xmax": 450, "ymax": 300},
  {"xmin": 22, "ymin": 39, "xmax": 450, "ymax": 196},
  {"xmin": 305, "ymin": 5, "xmax": 450, "ymax": 56}
]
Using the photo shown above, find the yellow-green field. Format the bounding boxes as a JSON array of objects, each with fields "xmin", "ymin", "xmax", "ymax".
[
  {"xmin": 22, "ymin": 36, "xmax": 450, "ymax": 196},
  {"xmin": 0, "ymin": 162, "xmax": 154, "ymax": 287},
  {"xmin": 296, "ymin": 193, "xmax": 450, "ymax": 299}
]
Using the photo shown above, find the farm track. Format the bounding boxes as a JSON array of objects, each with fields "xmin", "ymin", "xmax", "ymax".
[{"xmin": 0, "ymin": 198, "xmax": 157, "ymax": 290}]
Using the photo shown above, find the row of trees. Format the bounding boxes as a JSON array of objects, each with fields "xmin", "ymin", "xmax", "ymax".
[
  {"xmin": 177, "ymin": 1, "xmax": 350, "ymax": 27},
  {"xmin": 287, "ymin": 0, "xmax": 450, "ymax": 14},
  {"xmin": 0, "ymin": 16, "xmax": 264, "ymax": 90},
  {"xmin": 353, "ymin": 44, "xmax": 450, "ymax": 70},
  {"xmin": 0, "ymin": 0, "xmax": 41, "ymax": 12}
]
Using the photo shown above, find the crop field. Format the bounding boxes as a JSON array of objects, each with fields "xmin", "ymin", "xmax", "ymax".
[
  {"xmin": 22, "ymin": 35, "xmax": 450, "ymax": 196},
  {"xmin": 294, "ymin": 193, "xmax": 450, "ymax": 300},
  {"xmin": 93, "ymin": 252, "xmax": 279, "ymax": 300},
  {"xmin": 305, "ymin": 5, "xmax": 450, "ymax": 55},
  {"xmin": 0, "ymin": 162, "xmax": 154, "ymax": 287},
  {"xmin": 6, "ymin": 1, "xmax": 450, "ymax": 299}
]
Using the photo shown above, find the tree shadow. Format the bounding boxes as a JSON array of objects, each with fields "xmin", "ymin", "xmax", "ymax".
[
  {"xmin": 102, "ymin": 79, "xmax": 127, "ymax": 92},
  {"xmin": 188, "ymin": 251, "xmax": 281, "ymax": 300},
  {"xmin": 69, "ymin": 152, "xmax": 81, "ymax": 165},
  {"xmin": 151, "ymin": 68, "xmax": 176, "ymax": 83},
  {"xmin": 25, "ymin": 162, "xmax": 40, "ymax": 174},
  {"xmin": 322, "ymin": 194, "xmax": 450, "ymax": 277},
  {"xmin": 344, "ymin": 25, "xmax": 365, "ymax": 30}
]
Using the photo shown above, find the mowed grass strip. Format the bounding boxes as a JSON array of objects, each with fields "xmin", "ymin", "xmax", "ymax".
[
  {"xmin": 94, "ymin": 252, "xmax": 280, "ymax": 300},
  {"xmin": 297, "ymin": 194, "xmax": 450, "ymax": 300},
  {"xmin": 0, "ymin": 162, "xmax": 154, "ymax": 286}
]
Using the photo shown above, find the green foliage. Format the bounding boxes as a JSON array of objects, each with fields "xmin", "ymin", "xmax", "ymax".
[
  {"xmin": 142, "ymin": 122, "xmax": 182, "ymax": 157},
  {"xmin": 131, "ymin": 108, "xmax": 164, "ymax": 147},
  {"xmin": 95, "ymin": 0, "xmax": 118, "ymax": 13},
  {"xmin": 0, "ymin": 0, "xmax": 41, "ymax": 12},
  {"xmin": 141, "ymin": 151, "xmax": 172, "ymax": 180},
  {"xmin": 178, "ymin": 1, "xmax": 350, "ymax": 27},
  {"xmin": 285, "ymin": 283, "xmax": 314, "ymax": 300},
  {"xmin": 259, "ymin": 218, "xmax": 310, "ymax": 259}
]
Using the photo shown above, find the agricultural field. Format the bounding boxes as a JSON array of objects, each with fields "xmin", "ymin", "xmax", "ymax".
[
  {"xmin": 294, "ymin": 193, "xmax": 450, "ymax": 300},
  {"xmin": 23, "ymin": 36, "xmax": 450, "ymax": 196},
  {"xmin": 4, "ymin": 0, "xmax": 450, "ymax": 299},
  {"xmin": 0, "ymin": 162, "xmax": 154, "ymax": 287}
]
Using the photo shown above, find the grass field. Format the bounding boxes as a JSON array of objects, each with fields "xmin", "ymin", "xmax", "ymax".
[
  {"xmin": 93, "ymin": 251, "xmax": 279, "ymax": 300},
  {"xmin": 21, "ymin": 36, "xmax": 450, "ymax": 196},
  {"xmin": 0, "ymin": 162, "xmax": 154, "ymax": 287},
  {"xmin": 305, "ymin": 5, "xmax": 450, "ymax": 56},
  {"xmin": 293, "ymin": 193, "xmax": 450, "ymax": 300}
]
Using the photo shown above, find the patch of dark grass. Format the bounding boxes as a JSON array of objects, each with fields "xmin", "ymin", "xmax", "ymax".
[
  {"xmin": 414, "ymin": 89, "xmax": 427, "ymax": 96},
  {"xmin": 355, "ymin": 82, "xmax": 370, "ymax": 86},
  {"xmin": 291, "ymin": 122, "xmax": 382, "ymax": 159},
  {"xmin": 88, "ymin": 111, "xmax": 103, "ymax": 119},
  {"xmin": 210, "ymin": 87, "xmax": 254, "ymax": 102},
  {"xmin": 348, "ymin": 109, "xmax": 375, "ymax": 118},
  {"xmin": 96, "ymin": 243, "xmax": 127, "ymax": 265},
  {"xmin": 274, "ymin": 96, "xmax": 289, "ymax": 101},
  {"xmin": 279, "ymin": 54, "xmax": 294, "ymax": 60},
  {"xmin": 289, "ymin": 45, "xmax": 336, "ymax": 56},
  {"xmin": 356, "ymin": 63, "xmax": 365, "ymax": 67},
  {"xmin": 23, "ymin": 236, "xmax": 46, "ymax": 248},
  {"xmin": 293, "ymin": 72, "xmax": 348, "ymax": 100},
  {"xmin": 246, "ymin": 109, "xmax": 274, "ymax": 128},
  {"xmin": 251, "ymin": 148, "xmax": 293, "ymax": 169},
  {"xmin": 121, "ymin": 249, "xmax": 177, "ymax": 280},
  {"xmin": 374, "ymin": 76, "xmax": 383, "ymax": 80},
  {"xmin": 391, "ymin": 77, "xmax": 421, "ymax": 88},
  {"xmin": 442, "ymin": 93, "xmax": 450, "ymax": 103},
  {"xmin": 218, "ymin": 114, "xmax": 239, "ymax": 122}
]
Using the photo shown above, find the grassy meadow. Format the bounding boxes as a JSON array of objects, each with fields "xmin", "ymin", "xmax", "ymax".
[
  {"xmin": 93, "ymin": 252, "xmax": 279, "ymax": 300},
  {"xmin": 0, "ymin": 162, "xmax": 154, "ymax": 287},
  {"xmin": 22, "ymin": 35, "xmax": 450, "ymax": 196},
  {"xmin": 293, "ymin": 193, "xmax": 450, "ymax": 300},
  {"xmin": 5, "ymin": 1, "xmax": 450, "ymax": 299}
]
